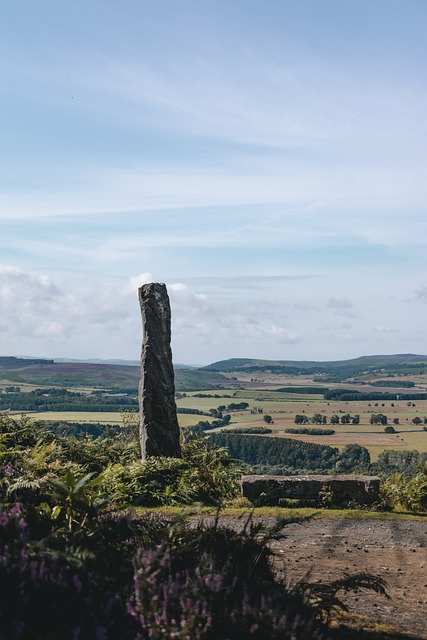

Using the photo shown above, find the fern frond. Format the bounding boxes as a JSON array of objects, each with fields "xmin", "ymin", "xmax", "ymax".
[
  {"xmin": 7, "ymin": 477, "xmax": 42, "ymax": 494},
  {"xmin": 299, "ymin": 571, "xmax": 389, "ymax": 622}
]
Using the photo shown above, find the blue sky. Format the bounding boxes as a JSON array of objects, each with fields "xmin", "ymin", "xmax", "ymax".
[{"xmin": 1, "ymin": 0, "xmax": 427, "ymax": 365}]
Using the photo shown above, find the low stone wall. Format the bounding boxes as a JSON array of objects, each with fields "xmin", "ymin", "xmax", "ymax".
[{"xmin": 241, "ymin": 474, "xmax": 380, "ymax": 506}]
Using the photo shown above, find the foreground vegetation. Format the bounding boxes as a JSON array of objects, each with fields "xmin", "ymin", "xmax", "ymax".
[
  {"xmin": 1, "ymin": 356, "xmax": 427, "ymax": 637},
  {"xmin": 2, "ymin": 412, "xmax": 426, "ymax": 638}
]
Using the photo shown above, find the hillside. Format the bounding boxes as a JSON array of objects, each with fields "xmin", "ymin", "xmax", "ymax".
[
  {"xmin": 3, "ymin": 353, "xmax": 427, "ymax": 391},
  {"xmin": 0, "ymin": 359, "xmax": 228, "ymax": 391},
  {"xmin": 200, "ymin": 354, "xmax": 427, "ymax": 378}
]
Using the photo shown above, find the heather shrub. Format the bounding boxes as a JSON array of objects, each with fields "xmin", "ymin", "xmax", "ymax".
[
  {"xmin": 127, "ymin": 519, "xmax": 326, "ymax": 640},
  {"xmin": 128, "ymin": 546, "xmax": 324, "ymax": 639},
  {"xmin": 0, "ymin": 503, "xmax": 124, "ymax": 639},
  {"xmin": 0, "ymin": 504, "xmax": 326, "ymax": 640}
]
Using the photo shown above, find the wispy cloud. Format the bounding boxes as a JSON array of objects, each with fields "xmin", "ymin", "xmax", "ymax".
[
  {"xmin": 1, "ymin": 2, "xmax": 427, "ymax": 362},
  {"xmin": 326, "ymin": 297, "xmax": 353, "ymax": 309},
  {"xmin": 375, "ymin": 325, "xmax": 398, "ymax": 333},
  {"xmin": 414, "ymin": 286, "xmax": 427, "ymax": 301}
]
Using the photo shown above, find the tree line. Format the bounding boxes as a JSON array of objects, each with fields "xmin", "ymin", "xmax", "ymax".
[
  {"xmin": 208, "ymin": 432, "xmax": 427, "ymax": 477},
  {"xmin": 324, "ymin": 389, "xmax": 427, "ymax": 401},
  {"xmin": 294, "ymin": 413, "xmax": 359, "ymax": 425},
  {"xmin": 0, "ymin": 389, "xmax": 138, "ymax": 412}
]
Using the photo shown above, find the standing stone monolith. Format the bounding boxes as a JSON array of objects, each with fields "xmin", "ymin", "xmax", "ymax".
[{"xmin": 138, "ymin": 282, "xmax": 181, "ymax": 461}]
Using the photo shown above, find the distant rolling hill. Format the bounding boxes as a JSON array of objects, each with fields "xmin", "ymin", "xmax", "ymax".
[
  {"xmin": 53, "ymin": 358, "xmax": 196, "ymax": 369},
  {"xmin": 200, "ymin": 354, "xmax": 427, "ymax": 377},
  {"xmin": 3, "ymin": 354, "xmax": 427, "ymax": 391},
  {"xmin": 0, "ymin": 358, "xmax": 227, "ymax": 391}
]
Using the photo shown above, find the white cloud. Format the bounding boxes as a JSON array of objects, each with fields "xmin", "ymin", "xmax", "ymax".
[
  {"xmin": 0, "ymin": 266, "xmax": 140, "ymax": 353},
  {"xmin": 375, "ymin": 325, "xmax": 398, "ymax": 333},
  {"xmin": 0, "ymin": 264, "xmax": 425, "ymax": 364},
  {"xmin": 169, "ymin": 283, "xmax": 213, "ymax": 315},
  {"xmin": 0, "ymin": 265, "xmax": 61, "ymax": 298},
  {"xmin": 265, "ymin": 325, "xmax": 300, "ymax": 343},
  {"xmin": 127, "ymin": 272, "xmax": 153, "ymax": 293}
]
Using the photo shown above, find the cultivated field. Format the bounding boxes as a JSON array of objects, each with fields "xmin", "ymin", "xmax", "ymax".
[
  {"xmin": 13, "ymin": 411, "xmax": 125, "ymax": 425},
  {"xmin": 6, "ymin": 363, "xmax": 427, "ymax": 459},
  {"xmin": 177, "ymin": 385, "xmax": 427, "ymax": 459},
  {"xmin": 13, "ymin": 410, "xmax": 212, "ymax": 430},
  {"xmin": 14, "ymin": 383, "xmax": 427, "ymax": 458}
]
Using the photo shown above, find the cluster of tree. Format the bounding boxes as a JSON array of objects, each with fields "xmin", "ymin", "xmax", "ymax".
[
  {"xmin": 331, "ymin": 413, "xmax": 360, "ymax": 424},
  {"xmin": 211, "ymin": 430, "xmax": 427, "ymax": 478},
  {"xmin": 412, "ymin": 416, "xmax": 427, "ymax": 425},
  {"xmin": 370, "ymin": 449, "xmax": 427, "ymax": 477},
  {"xmin": 224, "ymin": 427, "xmax": 273, "ymax": 434},
  {"xmin": 39, "ymin": 420, "xmax": 122, "ymax": 439},
  {"xmin": 176, "ymin": 407, "xmax": 209, "ymax": 416},
  {"xmin": 324, "ymin": 389, "xmax": 427, "ymax": 401},
  {"xmin": 208, "ymin": 407, "xmax": 225, "ymax": 418},
  {"xmin": 0, "ymin": 356, "xmax": 54, "ymax": 366},
  {"xmin": 0, "ymin": 388, "xmax": 138, "ymax": 412},
  {"xmin": 219, "ymin": 364, "xmax": 320, "ymax": 375},
  {"xmin": 224, "ymin": 402, "xmax": 249, "ymax": 411},
  {"xmin": 334, "ymin": 443, "xmax": 372, "ymax": 472},
  {"xmin": 190, "ymin": 415, "xmax": 232, "ymax": 432},
  {"xmin": 208, "ymin": 433, "xmax": 339, "ymax": 471},
  {"xmin": 191, "ymin": 393, "xmax": 232, "ymax": 399},
  {"xmin": 294, "ymin": 413, "xmax": 359, "ymax": 425},
  {"xmin": 294, "ymin": 414, "xmax": 324, "ymax": 425},
  {"xmin": 209, "ymin": 434, "xmax": 376, "ymax": 476},
  {"xmin": 371, "ymin": 380, "xmax": 415, "ymax": 388},
  {"xmin": 369, "ymin": 413, "xmax": 388, "ymax": 425},
  {"xmin": 285, "ymin": 427, "xmax": 335, "ymax": 435}
]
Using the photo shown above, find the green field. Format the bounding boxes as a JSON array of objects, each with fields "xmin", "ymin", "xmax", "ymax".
[
  {"xmin": 5, "ymin": 358, "xmax": 427, "ymax": 460},
  {"xmin": 14, "ymin": 410, "xmax": 205, "ymax": 430},
  {"xmin": 8, "ymin": 384, "xmax": 427, "ymax": 459},
  {"xmin": 14, "ymin": 411, "xmax": 125, "ymax": 425},
  {"xmin": 176, "ymin": 389, "xmax": 427, "ymax": 459}
]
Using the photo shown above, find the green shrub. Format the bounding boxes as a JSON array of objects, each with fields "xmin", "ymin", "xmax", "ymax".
[
  {"xmin": 98, "ymin": 433, "xmax": 242, "ymax": 507},
  {"xmin": 380, "ymin": 472, "xmax": 427, "ymax": 512}
]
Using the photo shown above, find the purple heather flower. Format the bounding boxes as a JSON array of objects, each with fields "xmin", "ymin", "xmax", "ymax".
[
  {"xmin": 95, "ymin": 627, "xmax": 109, "ymax": 640},
  {"xmin": 72, "ymin": 575, "xmax": 82, "ymax": 591}
]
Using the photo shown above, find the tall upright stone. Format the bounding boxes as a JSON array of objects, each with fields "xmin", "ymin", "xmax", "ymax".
[{"xmin": 138, "ymin": 282, "xmax": 181, "ymax": 461}]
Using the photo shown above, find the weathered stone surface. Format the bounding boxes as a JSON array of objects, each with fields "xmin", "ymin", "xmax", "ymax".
[
  {"xmin": 241, "ymin": 474, "xmax": 380, "ymax": 506},
  {"xmin": 138, "ymin": 283, "xmax": 181, "ymax": 460}
]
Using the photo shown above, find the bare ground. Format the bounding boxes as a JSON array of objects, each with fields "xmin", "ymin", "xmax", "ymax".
[
  {"xmin": 198, "ymin": 514, "xmax": 427, "ymax": 639},
  {"xmin": 268, "ymin": 518, "xmax": 427, "ymax": 639}
]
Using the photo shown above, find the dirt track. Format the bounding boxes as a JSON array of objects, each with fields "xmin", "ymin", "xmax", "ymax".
[{"xmin": 268, "ymin": 518, "xmax": 427, "ymax": 639}]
